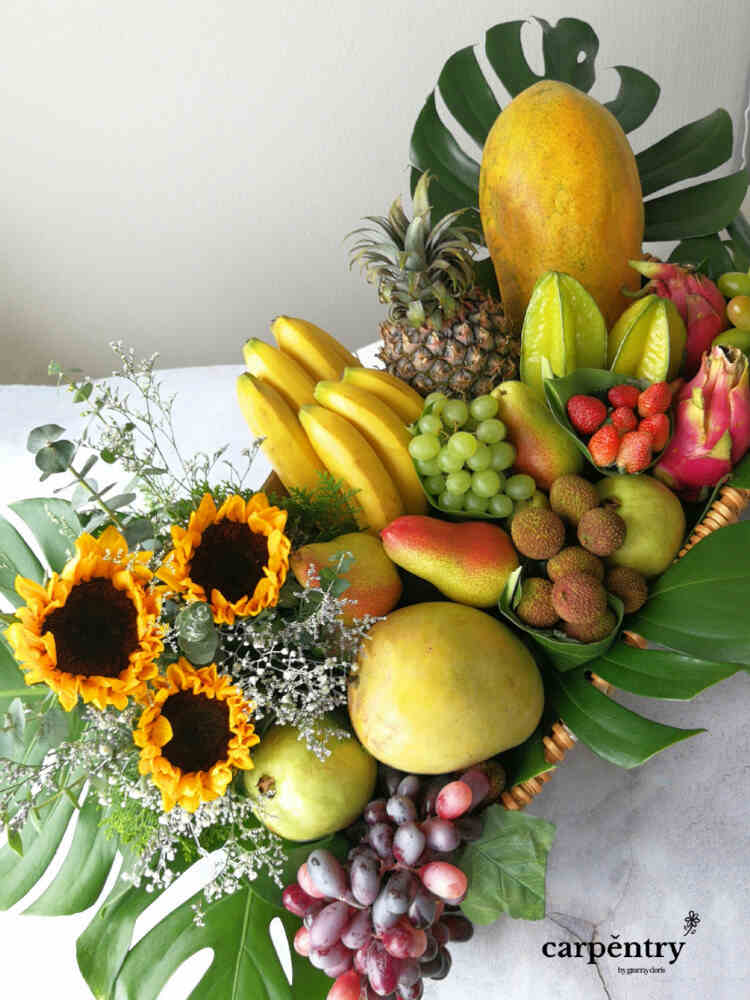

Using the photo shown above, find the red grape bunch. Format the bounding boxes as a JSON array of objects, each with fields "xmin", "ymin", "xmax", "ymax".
[{"xmin": 282, "ymin": 762, "xmax": 503, "ymax": 999}]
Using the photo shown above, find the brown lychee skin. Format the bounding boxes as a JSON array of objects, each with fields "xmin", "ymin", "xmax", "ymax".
[
  {"xmin": 577, "ymin": 507, "xmax": 626, "ymax": 557},
  {"xmin": 606, "ymin": 567, "xmax": 648, "ymax": 614},
  {"xmin": 510, "ymin": 509, "xmax": 565, "ymax": 560},
  {"xmin": 564, "ymin": 609, "xmax": 617, "ymax": 643},
  {"xmin": 516, "ymin": 577, "xmax": 559, "ymax": 628},
  {"xmin": 549, "ymin": 475, "xmax": 599, "ymax": 526},
  {"xmin": 551, "ymin": 572, "xmax": 608, "ymax": 625},
  {"xmin": 547, "ymin": 546, "xmax": 605, "ymax": 583}
]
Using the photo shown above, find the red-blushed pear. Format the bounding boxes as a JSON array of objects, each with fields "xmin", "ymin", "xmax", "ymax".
[
  {"xmin": 380, "ymin": 515, "xmax": 519, "ymax": 608},
  {"xmin": 290, "ymin": 531, "xmax": 402, "ymax": 624}
]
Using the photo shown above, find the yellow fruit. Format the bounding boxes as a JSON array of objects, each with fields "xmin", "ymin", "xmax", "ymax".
[
  {"xmin": 520, "ymin": 271, "xmax": 607, "ymax": 398},
  {"xmin": 236, "ymin": 374, "xmax": 325, "ymax": 492},
  {"xmin": 608, "ymin": 295, "xmax": 686, "ymax": 382},
  {"xmin": 479, "ymin": 80, "xmax": 644, "ymax": 328},
  {"xmin": 299, "ymin": 404, "xmax": 404, "ymax": 532},
  {"xmin": 348, "ymin": 602, "xmax": 544, "ymax": 773},
  {"xmin": 342, "ymin": 367, "xmax": 423, "ymax": 424},
  {"xmin": 242, "ymin": 338, "xmax": 316, "ymax": 411},
  {"xmin": 271, "ymin": 315, "xmax": 361, "ymax": 382},
  {"xmin": 314, "ymin": 381, "xmax": 427, "ymax": 515}
]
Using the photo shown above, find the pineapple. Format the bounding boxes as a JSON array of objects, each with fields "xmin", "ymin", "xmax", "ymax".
[{"xmin": 349, "ymin": 172, "xmax": 519, "ymax": 398}]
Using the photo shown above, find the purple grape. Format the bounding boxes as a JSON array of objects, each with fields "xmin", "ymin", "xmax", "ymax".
[
  {"xmin": 422, "ymin": 946, "xmax": 452, "ymax": 980},
  {"xmin": 393, "ymin": 822, "xmax": 426, "ymax": 866},
  {"xmin": 367, "ymin": 940, "xmax": 400, "ymax": 995},
  {"xmin": 397, "ymin": 774, "xmax": 421, "ymax": 799},
  {"xmin": 281, "ymin": 884, "xmax": 317, "ymax": 917},
  {"xmin": 308, "ymin": 948, "xmax": 329, "ymax": 971},
  {"xmin": 440, "ymin": 914, "xmax": 474, "ymax": 942},
  {"xmin": 397, "ymin": 959, "xmax": 421, "ymax": 988},
  {"xmin": 307, "ymin": 849, "xmax": 349, "ymax": 899},
  {"xmin": 455, "ymin": 815, "xmax": 484, "ymax": 842},
  {"xmin": 364, "ymin": 799, "xmax": 389, "ymax": 824},
  {"xmin": 319, "ymin": 941, "xmax": 354, "ymax": 978},
  {"xmin": 348, "ymin": 843, "xmax": 379, "ymax": 863},
  {"xmin": 372, "ymin": 887, "xmax": 401, "ymax": 933},
  {"xmin": 309, "ymin": 901, "xmax": 352, "ymax": 950},
  {"xmin": 341, "ymin": 906, "xmax": 373, "ymax": 950},
  {"xmin": 350, "ymin": 852, "xmax": 381, "ymax": 906},
  {"xmin": 382, "ymin": 765, "xmax": 402, "ymax": 795},
  {"xmin": 408, "ymin": 885, "xmax": 437, "ymax": 929},
  {"xmin": 399, "ymin": 982, "xmax": 424, "ymax": 1000},
  {"xmin": 384, "ymin": 870, "xmax": 414, "ymax": 914},
  {"xmin": 368, "ymin": 822, "xmax": 394, "ymax": 861},
  {"xmin": 420, "ymin": 777, "xmax": 448, "ymax": 816},
  {"xmin": 422, "ymin": 817, "xmax": 459, "ymax": 853},
  {"xmin": 386, "ymin": 795, "xmax": 417, "ymax": 825},
  {"xmin": 303, "ymin": 901, "xmax": 325, "ymax": 928},
  {"xmin": 460, "ymin": 768, "xmax": 490, "ymax": 809}
]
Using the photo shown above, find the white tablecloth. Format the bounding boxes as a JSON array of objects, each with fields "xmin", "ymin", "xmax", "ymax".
[{"xmin": 1, "ymin": 356, "xmax": 748, "ymax": 999}]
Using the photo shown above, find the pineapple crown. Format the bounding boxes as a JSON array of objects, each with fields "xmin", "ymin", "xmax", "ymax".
[{"xmin": 348, "ymin": 172, "xmax": 481, "ymax": 330}]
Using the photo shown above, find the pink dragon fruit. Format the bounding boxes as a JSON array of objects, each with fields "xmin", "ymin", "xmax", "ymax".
[
  {"xmin": 655, "ymin": 345, "xmax": 750, "ymax": 498},
  {"xmin": 628, "ymin": 260, "xmax": 726, "ymax": 376}
]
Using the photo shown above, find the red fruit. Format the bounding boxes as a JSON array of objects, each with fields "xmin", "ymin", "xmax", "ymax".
[
  {"xmin": 298, "ymin": 863, "xmax": 326, "ymax": 899},
  {"xmin": 610, "ymin": 406, "xmax": 638, "ymax": 435},
  {"xmin": 639, "ymin": 413, "xmax": 670, "ymax": 451},
  {"xmin": 607, "ymin": 384, "xmax": 640, "ymax": 409},
  {"xmin": 435, "ymin": 781, "xmax": 472, "ymax": 820},
  {"xmin": 617, "ymin": 431, "xmax": 653, "ymax": 473},
  {"xmin": 282, "ymin": 884, "xmax": 317, "ymax": 917},
  {"xmin": 327, "ymin": 970, "xmax": 362, "ymax": 1000},
  {"xmin": 419, "ymin": 861, "xmax": 468, "ymax": 902},
  {"xmin": 567, "ymin": 394, "xmax": 608, "ymax": 434},
  {"xmin": 588, "ymin": 424, "xmax": 620, "ymax": 467},
  {"xmin": 638, "ymin": 382, "xmax": 672, "ymax": 417}
]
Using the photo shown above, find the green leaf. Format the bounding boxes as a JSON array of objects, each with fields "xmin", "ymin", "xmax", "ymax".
[
  {"xmin": 251, "ymin": 833, "xmax": 349, "ymax": 909},
  {"xmin": 6, "ymin": 827, "xmax": 23, "ymax": 856},
  {"xmin": 26, "ymin": 424, "xmax": 66, "ymax": 453},
  {"xmin": 644, "ymin": 171, "xmax": 749, "ymax": 242},
  {"xmin": 10, "ymin": 498, "xmax": 81, "ymax": 572},
  {"xmin": 636, "ymin": 109, "xmax": 734, "ymax": 197},
  {"xmin": 499, "ymin": 721, "xmax": 556, "ymax": 787},
  {"xmin": 541, "ymin": 661, "xmax": 704, "ymax": 768},
  {"xmin": 24, "ymin": 794, "xmax": 118, "ymax": 915},
  {"xmin": 727, "ymin": 212, "xmax": 750, "ymax": 270},
  {"xmin": 0, "ymin": 640, "xmax": 42, "ymax": 717},
  {"xmin": 0, "ymin": 793, "xmax": 76, "ymax": 908},
  {"xmin": 438, "ymin": 46, "xmax": 502, "ymax": 147},
  {"xmin": 627, "ymin": 521, "xmax": 750, "ymax": 664},
  {"xmin": 668, "ymin": 235, "xmax": 736, "ymax": 279},
  {"xmin": 604, "ymin": 66, "xmax": 660, "ymax": 134},
  {"xmin": 105, "ymin": 493, "xmax": 137, "ymax": 511},
  {"xmin": 112, "ymin": 885, "xmax": 330, "ymax": 1000},
  {"xmin": 409, "ymin": 93, "xmax": 480, "ymax": 207},
  {"xmin": 486, "ymin": 18, "xmax": 598, "ymax": 96},
  {"xmin": 123, "ymin": 516, "xmax": 155, "ymax": 548},
  {"xmin": 499, "ymin": 567, "xmax": 624, "ymax": 671},
  {"xmin": 457, "ymin": 805, "xmax": 556, "ymax": 923},
  {"xmin": 0, "ymin": 514, "xmax": 44, "ymax": 607},
  {"xmin": 730, "ymin": 450, "xmax": 750, "ymax": 488},
  {"xmin": 35, "ymin": 439, "xmax": 76, "ymax": 475},
  {"xmin": 587, "ymin": 642, "xmax": 739, "ymax": 700}
]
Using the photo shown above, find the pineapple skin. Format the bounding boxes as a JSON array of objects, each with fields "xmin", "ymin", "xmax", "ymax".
[{"xmin": 377, "ymin": 287, "xmax": 520, "ymax": 399}]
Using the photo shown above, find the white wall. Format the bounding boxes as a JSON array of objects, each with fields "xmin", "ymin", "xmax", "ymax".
[{"xmin": 1, "ymin": 0, "xmax": 748, "ymax": 383}]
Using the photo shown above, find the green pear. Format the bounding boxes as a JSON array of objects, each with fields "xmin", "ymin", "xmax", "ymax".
[{"xmin": 596, "ymin": 475, "xmax": 686, "ymax": 577}]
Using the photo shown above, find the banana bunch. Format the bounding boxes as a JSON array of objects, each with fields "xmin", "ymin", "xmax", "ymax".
[{"xmin": 236, "ymin": 315, "xmax": 426, "ymax": 531}]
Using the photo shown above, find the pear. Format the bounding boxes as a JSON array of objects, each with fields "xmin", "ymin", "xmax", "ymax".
[
  {"xmin": 596, "ymin": 475, "xmax": 686, "ymax": 577},
  {"xmin": 381, "ymin": 516, "xmax": 518, "ymax": 608},
  {"xmin": 348, "ymin": 602, "xmax": 544, "ymax": 773},
  {"xmin": 491, "ymin": 381, "xmax": 583, "ymax": 490},
  {"xmin": 291, "ymin": 532, "xmax": 402, "ymax": 624},
  {"xmin": 244, "ymin": 716, "xmax": 376, "ymax": 841}
]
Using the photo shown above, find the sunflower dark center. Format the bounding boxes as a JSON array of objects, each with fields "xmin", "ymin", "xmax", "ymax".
[
  {"xmin": 44, "ymin": 578, "xmax": 139, "ymax": 678},
  {"xmin": 160, "ymin": 691, "xmax": 231, "ymax": 773},
  {"xmin": 189, "ymin": 521, "xmax": 269, "ymax": 603}
]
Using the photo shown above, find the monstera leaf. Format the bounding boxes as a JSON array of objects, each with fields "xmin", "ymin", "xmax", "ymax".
[{"xmin": 409, "ymin": 16, "xmax": 748, "ymax": 267}]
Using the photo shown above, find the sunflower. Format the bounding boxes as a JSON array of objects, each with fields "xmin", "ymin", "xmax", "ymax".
[
  {"xmin": 157, "ymin": 492, "xmax": 291, "ymax": 625},
  {"xmin": 133, "ymin": 658, "xmax": 258, "ymax": 812},
  {"xmin": 4, "ymin": 525, "xmax": 162, "ymax": 712}
]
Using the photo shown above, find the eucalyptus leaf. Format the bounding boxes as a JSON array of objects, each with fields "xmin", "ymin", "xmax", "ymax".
[
  {"xmin": 627, "ymin": 521, "xmax": 750, "ymax": 664},
  {"xmin": 499, "ymin": 567, "xmax": 623, "ymax": 671},
  {"xmin": 26, "ymin": 424, "xmax": 65, "ymax": 454},
  {"xmin": 35, "ymin": 439, "xmax": 76, "ymax": 475},
  {"xmin": 457, "ymin": 805, "xmax": 556, "ymax": 923},
  {"xmin": 586, "ymin": 642, "xmax": 739, "ymax": 700}
]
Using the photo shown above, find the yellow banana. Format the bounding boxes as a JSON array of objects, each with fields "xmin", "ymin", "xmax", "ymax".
[
  {"xmin": 314, "ymin": 381, "xmax": 427, "ymax": 515},
  {"xmin": 236, "ymin": 373, "xmax": 325, "ymax": 492},
  {"xmin": 271, "ymin": 315, "xmax": 362, "ymax": 382},
  {"xmin": 243, "ymin": 338, "xmax": 316, "ymax": 411},
  {"xmin": 299, "ymin": 404, "xmax": 404, "ymax": 532},
  {"xmin": 342, "ymin": 367, "xmax": 423, "ymax": 424}
]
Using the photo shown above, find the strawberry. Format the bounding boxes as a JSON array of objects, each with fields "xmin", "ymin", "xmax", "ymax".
[
  {"xmin": 589, "ymin": 424, "xmax": 620, "ymax": 467},
  {"xmin": 639, "ymin": 413, "xmax": 670, "ymax": 451},
  {"xmin": 567, "ymin": 395, "xmax": 607, "ymax": 435},
  {"xmin": 607, "ymin": 384, "xmax": 640, "ymax": 409},
  {"xmin": 617, "ymin": 430, "xmax": 653, "ymax": 474},
  {"xmin": 610, "ymin": 406, "xmax": 638, "ymax": 435},
  {"xmin": 638, "ymin": 382, "xmax": 672, "ymax": 417}
]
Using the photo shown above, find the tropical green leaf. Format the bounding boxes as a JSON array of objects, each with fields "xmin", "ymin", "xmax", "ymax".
[
  {"xmin": 0, "ymin": 793, "xmax": 76, "ymax": 908},
  {"xmin": 604, "ymin": 66, "xmax": 660, "ymax": 134},
  {"xmin": 541, "ymin": 662, "xmax": 704, "ymax": 768},
  {"xmin": 627, "ymin": 521, "xmax": 750, "ymax": 664},
  {"xmin": 668, "ymin": 235, "xmax": 736, "ymax": 279},
  {"xmin": 727, "ymin": 212, "xmax": 750, "ymax": 269},
  {"xmin": 636, "ymin": 109, "xmax": 734, "ymax": 197},
  {"xmin": 644, "ymin": 171, "xmax": 749, "ymax": 242},
  {"xmin": 586, "ymin": 642, "xmax": 739, "ymax": 700},
  {"xmin": 499, "ymin": 721, "xmax": 556, "ymax": 787},
  {"xmin": 486, "ymin": 18, "xmax": 598, "ymax": 97},
  {"xmin": 457, "ymin": 805, "xmax": 556, "ymax": 924},
  {"xmin": 0, "ymin": 640, "xmax": 45, "ymax": 716},
  {"xmin": 729, "ymin": 451, "xmax": 750, "ymax": 489},
  {"xmin": 10, "ymin": 498, "xmax": 81, "ymax": 573},
  {"xmin": 112, "ymin": 884, "xmax": 329, "ymax": 1000},
  {"xmin": 0, "ymin": 514, "xmax": 44, "ymax": 607},
  {"xmin": 499, "ymin": 567, "xmax": 624, "ymax": 671},
  {"xmin": 438, "ymin": 46, "xmax": 502, "ymax": 146}
]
